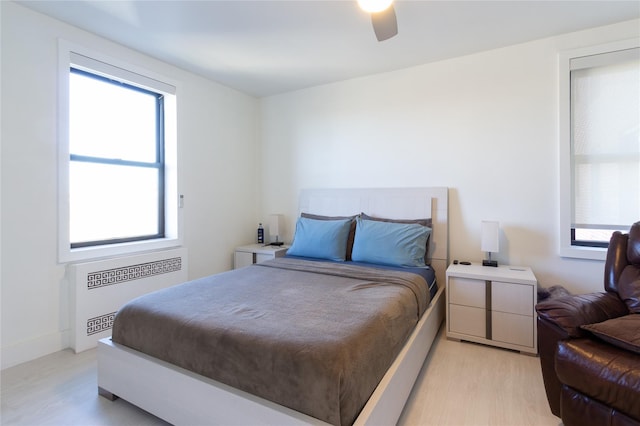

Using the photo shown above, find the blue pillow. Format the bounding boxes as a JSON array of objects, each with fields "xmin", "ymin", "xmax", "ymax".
[
  {"xmin": 286, "ymin": 217, "xmax": 352, "ymax": 261},
  {"xmin": 351, "ymin": 217, "xmax": 430, "ymax": 267}
]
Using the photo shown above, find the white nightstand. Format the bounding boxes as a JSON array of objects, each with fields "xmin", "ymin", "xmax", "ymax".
[
  {"xmin": 446, "ymin": 262, "xmax": 538, "ymax": 355},
  {"xmin": 234, "ymin": 244, "xmax": 289, "ymax": 269}
]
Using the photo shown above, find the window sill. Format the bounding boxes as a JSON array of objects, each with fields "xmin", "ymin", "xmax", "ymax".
[
  {"xmin": 59, "ymin": 237, "xmax": 182, "ymax": 264},
  {"xmin": 559, "ymin": 245, "xmax": 606, "ymax": 261}
]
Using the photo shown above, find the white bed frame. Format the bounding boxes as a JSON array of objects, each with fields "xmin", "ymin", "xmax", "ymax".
[{"xmin": 98, "ymin": 187, "xmax": 449, "ymax": 425}]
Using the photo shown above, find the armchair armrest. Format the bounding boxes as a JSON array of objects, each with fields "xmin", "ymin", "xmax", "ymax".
[
  {"xmin": 536, "ymin": 292, "xmax": 629, "ymax": 338},
  {"xmin": 535, "ymin": 291, "xmax": 629, "ymax": 417}
]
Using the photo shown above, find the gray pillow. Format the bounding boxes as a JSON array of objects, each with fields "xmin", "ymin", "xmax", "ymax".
[{"xmin": 581, "ymin": 314, "xmax": 640, "ymax": 354}]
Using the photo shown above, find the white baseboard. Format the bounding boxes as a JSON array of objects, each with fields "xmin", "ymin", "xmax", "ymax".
[{"xmin": 1, "ymin": 329, "xmax": 70, "ymax": 370}]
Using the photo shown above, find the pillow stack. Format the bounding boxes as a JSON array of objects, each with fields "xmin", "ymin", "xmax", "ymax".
[{"xmin": 286, "ymin": 212, "xmax": 432, "ymax": 267}]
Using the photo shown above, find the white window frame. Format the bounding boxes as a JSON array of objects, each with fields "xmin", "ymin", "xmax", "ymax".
[
  {"xmin": 58, "ymin": 40, "xmax": 182, "ymax": 263},
  {"xmin": 559, "ymin": 38, "xmax": 639, "ymax": 260}
]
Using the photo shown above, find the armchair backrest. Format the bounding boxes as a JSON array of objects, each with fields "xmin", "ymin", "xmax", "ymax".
[
  {"xmin": 604, "ymin": 221, "xmax": 640, "ymax": 294},
  {"xmin": 629, "ymin": 222, "xmax": 640, "ymax": 265},
  {"xmin": 605, "ymin": 230, "xmax": 629, "ymax": 293}
]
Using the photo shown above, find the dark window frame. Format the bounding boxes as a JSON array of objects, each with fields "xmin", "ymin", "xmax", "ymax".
[{"xmin": 69, "ymin": 68, "xmax": 165, "ymax": 249}]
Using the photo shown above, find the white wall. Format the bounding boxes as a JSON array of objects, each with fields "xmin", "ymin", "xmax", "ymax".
[
  {"xmin": 0, "ymin": 2, "xmax": 260, "ymax": 368},
  {"xmin": 259, "ymin": 20, "xmax": 640, "ymax": 295}
]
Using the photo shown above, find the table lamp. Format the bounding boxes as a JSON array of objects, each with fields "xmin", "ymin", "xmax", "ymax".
[
  {"xmin": 269, "ymin": 214, "xmax": 284, "ymax": 246},
  {"xmin": 481, "ymin": 220, "xmax": 499, "ymax": 267}
]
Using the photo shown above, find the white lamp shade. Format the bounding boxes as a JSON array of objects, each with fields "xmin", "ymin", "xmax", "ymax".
[
  {"xmin": 269, "ymin": 214, "xmax": 284, "ymax": 241},
  {"xmin": 481, "ymin": 221, "xmax": 500, "ymax": 253}
]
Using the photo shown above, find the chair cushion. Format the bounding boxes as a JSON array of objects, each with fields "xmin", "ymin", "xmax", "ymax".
[
  {"xmin": 581, "ymin": 314, "xmax": 640, "ymax": 354},
  {"xmin": 556, "ymin": 338, "xmax": 640, "ymax": 421}
]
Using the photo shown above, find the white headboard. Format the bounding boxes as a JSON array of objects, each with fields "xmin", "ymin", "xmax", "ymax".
[{"xmin": 298, "ymin": 187, "xmax": 449, "ymax": 287}]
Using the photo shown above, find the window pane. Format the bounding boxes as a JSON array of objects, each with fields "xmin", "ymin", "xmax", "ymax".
[
  {"xmin": 573, "ymin": 160, "xmax": 639, "ymax": 227},
  {"xmin": 70, "ymin": 162, "xmax": 160, "ymax": 244},
  {"xmin": 69, "ymin": 71, "xmax": 158, "ymax": 162},
  {"xmin": 574, "ymin": 228, "xmax": 614, "ymax": 244}
]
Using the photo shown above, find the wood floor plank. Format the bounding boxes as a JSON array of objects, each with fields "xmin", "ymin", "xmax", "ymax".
[
  {"xmin": 1, "ymin": 326, "xmax": 560, "ymax": 425},
  {"xmin": 397, "ymin": 328, "xmax": 560, "ymax": 426}
]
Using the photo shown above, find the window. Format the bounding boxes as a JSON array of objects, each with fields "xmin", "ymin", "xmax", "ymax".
[
  {"xmin": 560, "ymin": 40, "xmax": 640, "ymax": 260},
  {"xmin": 69, "ymin": 69, "xmax": 165, "ymax": 248},
  {"xmin": 59, "ymin": 42, "xmax": 181, "ymax": 262}
]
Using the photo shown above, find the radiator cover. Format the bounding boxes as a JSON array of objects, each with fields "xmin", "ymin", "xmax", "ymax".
[{"xmin": 68, "ymin": 247, "xmax": 188, "ymax": 352}]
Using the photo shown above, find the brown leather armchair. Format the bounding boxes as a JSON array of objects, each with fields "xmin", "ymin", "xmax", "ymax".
[{"xmin": 536, "ymin": 222, "xmax": 640, "ymax": 426}]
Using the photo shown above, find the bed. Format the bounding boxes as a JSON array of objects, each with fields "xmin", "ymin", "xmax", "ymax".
[{"xmin": 98, "ymin": 187, "xmax": 449, "ymax": 425}]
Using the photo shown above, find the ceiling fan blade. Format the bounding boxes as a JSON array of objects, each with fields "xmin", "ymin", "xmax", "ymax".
[{"xmin": 371, "ymin": 5, "xmax": 397, "ymax": 41}]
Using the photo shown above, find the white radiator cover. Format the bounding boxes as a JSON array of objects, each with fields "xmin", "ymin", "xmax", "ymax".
[{"xmin": 68, "ymin": 247, "xmax": 188, "ymax": 353}]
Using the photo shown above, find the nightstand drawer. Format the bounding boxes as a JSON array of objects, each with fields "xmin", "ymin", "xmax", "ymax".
[
  {"xmin": 234, "ymin": 244, "xmax": 289, "ymax": 269},
  {"xmin": 256, "ymin": 253, "xmax": 274, "ymax": 263},
  {"xmin": 449, "ymin": 304, "xmax": 486, "ymax": 338},
  {"xmin": 234, "ymin": 251, "xmax": 255, "ymax": 269},
  {"xmin": 492, "ymin": 281, "xmax": 533, "ymax": 316},
  {"xmin": 491, "ymin": 311, "xmax": 534, "ymax": 347},
  {"xmin": 449, "ymin": 277, "xmax": 486, "ymax": 309}
]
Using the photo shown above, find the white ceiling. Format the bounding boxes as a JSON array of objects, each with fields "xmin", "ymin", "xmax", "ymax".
[{"xmin": 18, "ymin": 0, "xmax": 640, "ymax": 97}]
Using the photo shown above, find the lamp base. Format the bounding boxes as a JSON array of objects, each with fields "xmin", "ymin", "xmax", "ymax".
[
  {"xmin": 269, "ymin": 242, "xmax": 284, "ymax": 246},
  {"xmin": 482, "ymin": 259, "xmax": 498, "ymax": 267}
]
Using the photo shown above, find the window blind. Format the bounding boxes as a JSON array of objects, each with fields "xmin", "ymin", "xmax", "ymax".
[{"xmin": 570, "ymin": 47, "xmax": 640, "ymax": 230}]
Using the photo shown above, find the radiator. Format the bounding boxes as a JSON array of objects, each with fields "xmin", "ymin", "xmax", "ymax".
[{"xmin": 68, "ymin": 247, "xmax": 188, "ymax": 353}]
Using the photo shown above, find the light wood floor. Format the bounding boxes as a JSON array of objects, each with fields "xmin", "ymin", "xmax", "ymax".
[{"xmin": 1, "ymin": 326, "xmax": 561, "ymax": 426}]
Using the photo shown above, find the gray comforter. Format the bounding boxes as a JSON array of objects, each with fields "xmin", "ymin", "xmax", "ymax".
[{"xmin": 112, "ymin": 257, "xmax": 430, "ymax": 426}]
